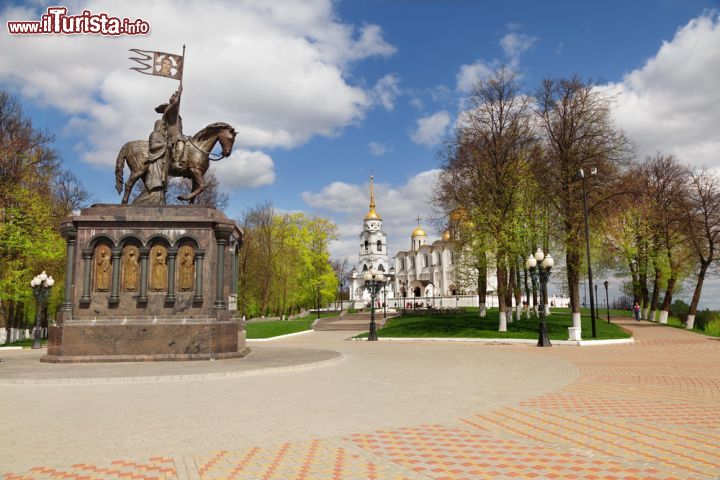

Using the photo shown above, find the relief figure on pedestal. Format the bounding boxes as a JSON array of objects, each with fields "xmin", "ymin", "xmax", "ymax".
[
  {"xmin": 178, "ymin": 245, "xmax": 195, "ymax": 291},
  {"xmin": 150, "ymin": 245, "xmax": 168, "ymax": 292},
  {"xmin": 94, "ymin": 244, "xmax": 112, "ymax": 292},
  {"xmin": 122, "ymin": 245, "xmax": 140, "ymax": 291}
]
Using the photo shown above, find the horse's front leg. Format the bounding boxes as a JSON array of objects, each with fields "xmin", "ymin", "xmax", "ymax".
[{"xmin": 178, "ymin": 168, "xmax": 205, "ymax": 203}]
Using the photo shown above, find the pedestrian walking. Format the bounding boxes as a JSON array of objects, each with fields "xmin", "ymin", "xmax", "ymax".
[{"xmin": 633, "ymin": 302, "xmax": 641, "ymax": 321}]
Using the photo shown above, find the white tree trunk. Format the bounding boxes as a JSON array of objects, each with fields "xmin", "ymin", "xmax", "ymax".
[
  {"xmin": 686, "ymin": 314, "xmax": 695, "ymax": 330},
  {"xmin": 649, "ymin": 310, "xmax": 656, "ymax": 323},
  {"xmin": 515, "ymin": 305, "xmax": 522, "ymax": 321},
  {"xmin": 658, "ymin": 310, "xmax": 669, "ymax": 324},
  {"xmin": 498, "ymin": 311, "xmax": 507, "ymax": 331},
  {"xmin": 545, "ymin": 304, "xmax": 551, "ymax": 316},
  {"xmin": 479, "ymin": 303, "xmax": 486, "ymax": 317},
  {"xmin": 572, "ymin": 312, "xmax": 582, "ymax": 330},
  {"xmin": 643, "ymin": 307, "xmax": 650, "ymax": 320}
]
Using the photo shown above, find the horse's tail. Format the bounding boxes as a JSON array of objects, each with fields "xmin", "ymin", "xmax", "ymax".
[{"xmin": 115, "ymin": 143, "xmax": 127, "ymax": 194}]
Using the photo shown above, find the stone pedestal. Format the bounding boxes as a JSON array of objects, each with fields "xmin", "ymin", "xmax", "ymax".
[{"xmin": 42, "ymin": 204, "xmax": 249, "ymax": 363}]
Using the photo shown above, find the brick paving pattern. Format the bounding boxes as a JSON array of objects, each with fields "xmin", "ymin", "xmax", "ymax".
[{"xmin": 3, "ymin": 319, "xmax": 719, "ymax": 479}]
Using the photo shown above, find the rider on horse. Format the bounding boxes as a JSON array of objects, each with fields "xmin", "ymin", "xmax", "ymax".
[{"xmin": 154, "ymin": 86, "xmax": 185, "ymax": 176}]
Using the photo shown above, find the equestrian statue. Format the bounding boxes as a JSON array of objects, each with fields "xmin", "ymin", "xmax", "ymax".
[{"xmin": 117, "ymin": 46, "xmax": 237, "ymax": 205}]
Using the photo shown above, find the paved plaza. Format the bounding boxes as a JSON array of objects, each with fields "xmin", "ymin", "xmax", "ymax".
[{"xmin": 1, "ymin": 319, "xmax": 719, "ymax": 479}]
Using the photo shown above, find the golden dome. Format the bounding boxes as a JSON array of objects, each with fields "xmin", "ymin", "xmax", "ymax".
[
  {"xmin": 365, "ymin": 208, "xmax": 381, "ymax": 220},
  {"xmin": 412, "ymin": 226, "xmax": 427, "ymax": 237},
  {"xmin": 442, "ymin": 230, "xmax": 451, "ymax": 241},
  {"xmin": 364, "ymin": 175, "xmax": 382, "ymax": 221}
]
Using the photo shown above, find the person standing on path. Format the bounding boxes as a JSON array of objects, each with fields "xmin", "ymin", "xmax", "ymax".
[{"xmin": 633, "ymin": 302, "xmax": 641, "ymax": 321}]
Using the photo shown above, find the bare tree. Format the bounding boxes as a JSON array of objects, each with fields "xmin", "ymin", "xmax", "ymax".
[
  {"xmin": 52, "ymin": 170, "xmax": 93, "ymax": 218},
  {"xmin": 535, "ymin": 76, "xmax": 630, "ymax": 332},
  {"xmin": 684, "ymin": 168, "xmax": 720, "ymax": 329},
  {"xmin": 435, "ymin": 67, "xmax": 535, "ymax": 330},
  {"xmin": 166, "ymin": 169, "xmax": 229, "ymax": 210},
  {"xmin": 331, "ymin": 258, "xmax": 349, "ymax": 307},
  {"xmin": 642, "ymin": 154, "xmax": 691, "ymax": 323}
]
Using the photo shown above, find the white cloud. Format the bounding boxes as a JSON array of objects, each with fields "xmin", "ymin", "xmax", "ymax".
[
  {"xmin": 301, "ymin": 170, "xmax": 442, "ymax": 261},
  {"xmin": 368, "ymin": 141, "xmax": 391, "ymax": 156},
  {"xmin": 211, "ymin": 149, "xmax": 275, "ymax": 189},
  {"xmin": 456, "ymin": 60, "xmax": 493, "ymax": 92},
  {"xmin": 410, "ymin": 111, "xmax": 450, "ymax": 147},
  {"xmin": 608, "ymin": 13, "xmax": 720, "ymax": 167},
  {"xmin": 0, "ymin": 0, "xmax": 395, "ymax": 183},
  {"xmin": 499, "ymin": 32, "xmax": 538, "ymax": 66},
  {"xmin": 370, "ymin": 73, "xmax": 401, "ymax": 111}
]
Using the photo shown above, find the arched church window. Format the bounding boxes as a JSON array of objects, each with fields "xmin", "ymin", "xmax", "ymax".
[
  {"xmin": 362, "ymin": 264, "xmax": 368, "ymax": 272},
  {"xmin": 437, "ymin": 252, "xmax": 442, "ymax": 266},
  {"xmin": 424, "ymin": 254, "xmax": 429, "ymax": 267},
  {"xmin": 364, "ymin": 240, "xmax": 369, "ymax": 251},
  {"xmin": 378, "ymin": 264, "xmax": 385, "ymax": 272},
  {"xmin": 377, "ymin": 240, "xmax": 382, "ymax": 252},
  {"xmin": 410, "ymin": 257, "xmax": 415, "ymax": 268}
]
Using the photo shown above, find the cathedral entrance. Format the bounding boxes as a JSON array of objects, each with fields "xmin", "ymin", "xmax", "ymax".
[{"xmin": 413, "ymin": 287, "xmax": 421, "ymax": 297}]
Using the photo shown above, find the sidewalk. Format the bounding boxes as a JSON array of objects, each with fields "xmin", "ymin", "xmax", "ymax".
[{"xmin": 2, "ymin": 319, "xmax": 718, "ymax": 479}]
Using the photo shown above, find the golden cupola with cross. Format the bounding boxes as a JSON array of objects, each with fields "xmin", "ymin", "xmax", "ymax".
[{"xmin": 411, "ymin": 216, "xmax": 428, "ymax": 251}]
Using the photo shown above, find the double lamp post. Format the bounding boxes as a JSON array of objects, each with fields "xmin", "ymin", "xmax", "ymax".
[
  {"xmin": 30, "ymin": 271, "xmax": 54, "ymax": 349},
  {"xmin": 363, "ymin": 270, "xmax": 387, "ymax": 341},
  {"xmin": 526, "ymin": 248, "xmax": 554, "ymax": 347}
]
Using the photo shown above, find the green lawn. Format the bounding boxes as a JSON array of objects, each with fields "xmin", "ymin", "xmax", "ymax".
[
  {"xmin": 661, "ymin": 315, "xmax": 720, "ymax": 338},
  {"xmin": 359, "ymin": 308, "xmax": 630, "ymax": 340},
  {"xmin": 245, "ymin": 311, "xmax": 338, "ymax": 339},
  {"xmin": 0, "ymin": 338, "xmax": 46, "ymax": 348}
]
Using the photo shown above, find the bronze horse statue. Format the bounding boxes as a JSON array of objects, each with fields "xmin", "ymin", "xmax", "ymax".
[{"xmin": 115, "ymin": 122, "xmax": 237, "ymax": 204}]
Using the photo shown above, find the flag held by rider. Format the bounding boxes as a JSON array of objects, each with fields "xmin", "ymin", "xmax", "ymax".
[{"xmin": 129, "ymin": 47, "xmax": 184, "ymax": 80}]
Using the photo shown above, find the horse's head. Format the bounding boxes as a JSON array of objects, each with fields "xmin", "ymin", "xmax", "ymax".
[
  {"xmin": 218, "ymin": 125, "xmax": 237, "ymax": 157},
  {"xmin": 194, "ymin": 122, "xmax": 237, "ymax": 157}
]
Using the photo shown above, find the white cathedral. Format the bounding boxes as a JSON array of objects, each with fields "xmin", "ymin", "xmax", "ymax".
[{"xmin": 348, "ymin": 176, "xmax": 467, "ymax": 307}]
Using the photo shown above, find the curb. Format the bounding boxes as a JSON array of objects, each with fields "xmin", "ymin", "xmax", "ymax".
[
  {"xmin": 0, "ymin": 346, "xmax": 24, "ymax": 351},
  {"xmin": 247, "ymin": 329, "xmax": 316, "ymax": 342},
  {"xmin": 349, "ymin": 336, "xmax": 634, "ymax": 346},
  {"xmin": 0, "ymin": 351, "xmax": 344, "ymax": 385}
]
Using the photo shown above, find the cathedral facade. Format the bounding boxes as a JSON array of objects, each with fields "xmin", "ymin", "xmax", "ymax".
[{"xmin": 392, "ymin": 222, "xmax": 459, "ymax": 302}]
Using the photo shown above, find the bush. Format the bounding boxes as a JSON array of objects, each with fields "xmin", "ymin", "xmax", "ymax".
[
  {"xmin": 670, "ymin": 300, "xmax": 689, "ymax": 321},
  {"xmin": 704, "ymin": 318, "xmax": 720, "ymax": 337}
]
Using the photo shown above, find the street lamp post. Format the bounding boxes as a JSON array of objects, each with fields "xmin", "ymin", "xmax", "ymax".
[
  {"xmin": 526, "ymin": 249, "xmax": 554, "ymax": 347},
  {"xmin": 573, "ymin": 167, "xmax": 598, "ymax": 338},
  {"xmin": 363, "ymin": 271, "xmax": 386, "ymax": 341},
  {"xmin": 382, "ymin": 286, "xmax": 387, "ymax": 319},
  {"xmin": 316, "ymin": 283, "xmax": 321, "ymax": 320},
  {"xmin": 30, "ymin": 271, "xmax": 54, "ymax": 349},
  {"xmin": 604, "ymin": 280, "xmax": 611, "ymax": 323},
  {"xmin": 339, "ymin": 280, "xmax": 344, "ymax": 313}
]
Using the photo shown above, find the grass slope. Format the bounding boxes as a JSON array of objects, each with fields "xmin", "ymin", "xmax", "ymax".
[
  {"xmin": 245, "ymin": 311, "xmax": 337, "ymax": 339},
  {"xmin": 368, "ymin": 308, "xmax": 630, "ymax": 340}
]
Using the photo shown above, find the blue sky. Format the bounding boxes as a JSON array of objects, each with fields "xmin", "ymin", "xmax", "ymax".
[{"xmin": 2, "ymin": 0, "xmax": 720, "ymax": 306}]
